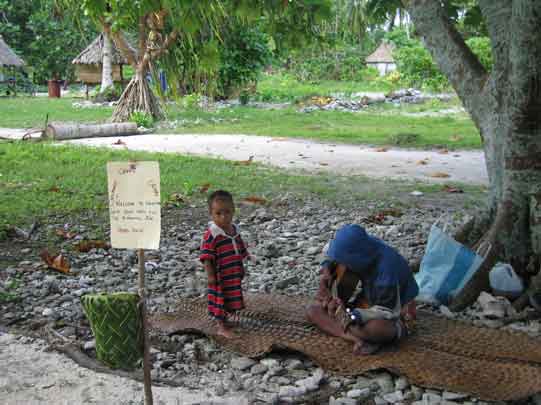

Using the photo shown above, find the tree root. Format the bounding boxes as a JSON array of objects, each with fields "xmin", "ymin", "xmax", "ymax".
[
  {"xmin": 112, "ymin": 75, "xmax": 163, "ymax": 122},
  {"xmin": 45, "ymin": 327, "xmax": 179, "ymax": 387},
  {"xmin": 513, "ymin": 267, "xmax": 541, "ymax": 311},
  {"xmin": 449, "ymin": 207, "xmax": 505, "ymax": 311}
]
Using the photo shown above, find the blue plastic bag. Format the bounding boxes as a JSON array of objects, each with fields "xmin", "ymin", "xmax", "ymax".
[{"xmin": 416, "ymin": 220, "xmax": 489, "ymax": 305}]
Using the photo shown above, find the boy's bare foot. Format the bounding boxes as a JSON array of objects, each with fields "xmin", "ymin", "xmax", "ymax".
[
  {"xmin": 353, "ymin": 340, "xmax": 381, "ymax": 356},
  {"xmin": 217, "ymin": 323, "xmax": 236, "ymax": 339}
]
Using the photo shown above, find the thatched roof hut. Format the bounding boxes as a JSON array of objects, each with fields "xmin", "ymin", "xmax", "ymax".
[
  {"xmin": 365, "ymin": 42, "xmax": 396, "ymax": 76},
  {"xmin": 0, "ymin": 36, "xmax": 25, "ymax": 67},
  {"xmin": 72, "ymin": 33, "xmax": 134, "ymax": 84}
]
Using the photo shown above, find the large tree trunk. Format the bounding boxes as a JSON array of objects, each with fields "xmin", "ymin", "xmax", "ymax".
[
  {"xmin": 405, "ymin": 0, "xmax": 541, "ymax": 310},
  {"xmin": 100, "ymin": 31, "xmax": 114, "ymax": 92}
]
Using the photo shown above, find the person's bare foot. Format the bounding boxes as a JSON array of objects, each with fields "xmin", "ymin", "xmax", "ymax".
[
  {"xmin": 353, "ymin": 340, "xmax": 381, "ymax": 356},
  {"xmin": 217, "ymin": 322, "xmax": 236, "ymax": 339}
]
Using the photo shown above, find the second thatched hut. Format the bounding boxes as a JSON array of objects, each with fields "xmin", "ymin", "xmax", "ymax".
[{"xmin": 365, "ymin": 42, "xmax": 396, "ymax": 77}]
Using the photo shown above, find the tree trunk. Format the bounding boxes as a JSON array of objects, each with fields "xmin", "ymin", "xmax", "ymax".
[
  {"xmin": 112, "ymin": 69, "xmax": 163, "ymax": 122},
  {"xmin": 100, "ymin": 31, "xmax": 114, "ymax": 92},
  {"xmin": 405, "ymin": 0, "xmax": 541, "ymax": 310}
]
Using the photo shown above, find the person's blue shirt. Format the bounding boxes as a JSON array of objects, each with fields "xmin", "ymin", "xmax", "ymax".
[{"xmin": 323, "ymin": 224, "xmax": 419, "ymax": 309}]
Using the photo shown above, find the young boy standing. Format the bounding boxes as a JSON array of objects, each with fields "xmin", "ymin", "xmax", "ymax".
[{"xmin": 200, "ymin": 190, "xmax": 249, "ymax": 338}]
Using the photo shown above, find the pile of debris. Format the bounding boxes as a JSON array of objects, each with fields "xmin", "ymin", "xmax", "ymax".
[{"xmin": 297, "ymin": 89, "xmax": 454, "ymax": 113}]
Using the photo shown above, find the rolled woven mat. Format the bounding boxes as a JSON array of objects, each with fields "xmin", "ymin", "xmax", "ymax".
[{"xmin": 149, "ymin": 294, "xmax": 541, "ymax": 401}]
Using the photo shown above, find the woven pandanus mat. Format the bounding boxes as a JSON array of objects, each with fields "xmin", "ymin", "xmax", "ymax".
[{"xmin": 149, "ymin": 294, "xmax": 541, "ymax": 401}]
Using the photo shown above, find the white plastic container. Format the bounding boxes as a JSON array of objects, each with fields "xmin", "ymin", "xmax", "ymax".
[{"xmin": 489, "ymin": 263, "xmax": 524, "ymax": 299}]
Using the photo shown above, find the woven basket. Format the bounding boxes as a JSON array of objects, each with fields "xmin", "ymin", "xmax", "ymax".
[{"xmin": 81, "ymin": 292, "xmax": 143, "ymax": 369}]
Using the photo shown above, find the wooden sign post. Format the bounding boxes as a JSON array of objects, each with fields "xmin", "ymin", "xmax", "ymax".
[{"xmin": 107, "ymin": 161, "xmax": 161, "ymax": 405}]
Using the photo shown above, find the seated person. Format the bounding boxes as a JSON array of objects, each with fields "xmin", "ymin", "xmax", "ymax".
[{"xmin": 306, "ymin": 224, "xmax": 419, "ymax": 355}]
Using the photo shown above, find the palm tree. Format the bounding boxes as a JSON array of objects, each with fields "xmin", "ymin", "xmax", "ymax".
[
  {"xmin": 366, "ymin": 0, "xmax": 406, "ymax": 30},
  {"xmin": 100, "ymin": 29, "xmax": 114, "ymax": 93},
  {"xmin": 338, "ymin": 0, "xmax": 369, "ymax": 43}
]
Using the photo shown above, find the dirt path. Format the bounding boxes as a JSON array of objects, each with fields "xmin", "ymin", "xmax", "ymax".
[{"xmin": 1, "ymin": 129, "xmax": 488, "ymax": 185}]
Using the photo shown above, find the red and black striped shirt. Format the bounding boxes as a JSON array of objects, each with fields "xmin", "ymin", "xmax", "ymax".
[{"xmin": 200, "ymin": 223, "xmax": 248, "ymax": 320}]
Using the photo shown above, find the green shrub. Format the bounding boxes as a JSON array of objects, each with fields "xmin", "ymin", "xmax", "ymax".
[
  {"xmin": 393, "ymin": 42, "xmax": 449, "ymax": 91},
  {"xmin": 130, "ymin": 111, "xmax": 154, "ymax": 128},
  {"xmin": 376, "ymin": 70, "xmax": 401, "ymax": 88},
  {"xmin": 218, "ymin": 23, "xmax": 272, "ymax": 99},
  {"xmin": 384, "ymin": 28, "xmax": 416, "ymax": 48},
  {"xmin": 93, "ymin": 84, "xmax": 123, "ymax": 102},
  {"xmin": 179, "ymin": 93, "xmax": 203, "ymax": 110},
  {"xmin": 359, "ymin": 66, "xmax": 380, "ymax": 82},
  {"xmin": 387, "ymin": 28, "xmax": 492, "ymax": 91},
  {"xmin": 287, "ymin": 45, "xmax": 370, "ymax": 82},
  {"xmin": 466, "ymin": 37, "xmax": 492, "ymax": 71}
]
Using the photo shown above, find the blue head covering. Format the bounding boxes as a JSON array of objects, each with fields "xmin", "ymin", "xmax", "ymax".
[
  {"xmin": 326, "ymin": 224, "xmax": 381, "ymax": 275},
  {"xmin": 326, "ymin": 224, "xmax": 419, "ymax": 305}
]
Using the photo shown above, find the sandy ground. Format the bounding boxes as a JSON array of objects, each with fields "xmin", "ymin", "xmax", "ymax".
[
  {"xmin": 0, "ymin": 332, "xmax": 248, "ymax": 405},
  {"xmin": 1, "ymin": 128, "xmax": 488, "ymax": 185}
]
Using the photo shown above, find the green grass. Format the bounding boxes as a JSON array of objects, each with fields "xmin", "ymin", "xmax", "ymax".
[
  {"xmin": 162, "ymin": 105, "xmax": 480, "ymax": 149},
  {"xmin": 0, "ymin": 142, "xmax": 484, "ymax": 236},
  {"xmin": 255, "ymin": 72, "xmax": 393, "ymax": 101},
  {"xmin": 0, "ymin": 77, "xmax": 480, "ymax": 149},
  {"xmin": 0, "ymin": 96, "xmax": 112, "ymax": 128},
  {"xmin": 0, "ymin": 141, "xmax": 333, "ymax": 233}
]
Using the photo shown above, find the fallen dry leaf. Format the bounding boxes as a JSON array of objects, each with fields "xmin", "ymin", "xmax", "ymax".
[
  {"xmin": 40, "ymin": 249, "xmax": 70, "ymax": 274},
  {"xmin": 438, "ymin": 149, "xmax": 449, "ymax": 154},
  {"xmin": 75, "ymin": 240, "xmax": 111, "ymax": 253},
  {"xmin": 240, "ymin": 196, "xmax": 268, "ymax": 205},
  {"xmin": 165, "ymin": 192, "xmax": 187, "ymax": 207},
  {"xmin": 443, "ymin": 185, "xmax": 464, "ymax": 193},
  {"xmin": 235, "ymin": 156, "xmax": 254, "ymax": 166},
  {"xmin": 416, "ymin": 159, "xmax": 429, "ymax": 165},
  {"xmin": 199, "ymin": 183, "xmax": 211, "ymax": 193},
  {"xmin": 55, "ymin": 229, "xmax": 77, "ymax": 239},
  {"xmin": 113, "ymin": 139, "xmax": 126, "ymax": 146},
  {"xmin": 49, "ymin": 186, "xmax": 60, "ymax": 192},
  {"xmin": 430, "ymin": 172, "xmax": 451, "ymax": 178},
  {"xmin": 365, "ymin": 208, "xmax": 404, "ymax": 224},
  {"xmin": 375, "ymin": 147, "xmax": 388, "ymax": 152}
]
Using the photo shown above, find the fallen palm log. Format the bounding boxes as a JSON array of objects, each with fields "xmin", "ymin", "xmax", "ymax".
[
  {"xmin": 44, "ymin": 122, "xmax": 138, "ymax": 140},
  {"xmin": 46, "ymin": 327, "xmax": 179, "ymax": 387}
]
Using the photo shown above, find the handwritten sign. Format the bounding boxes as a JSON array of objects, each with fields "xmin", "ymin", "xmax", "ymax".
[{"xmin": 107, "ymin": 162, "xmax": 161, "ymax": 250}]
